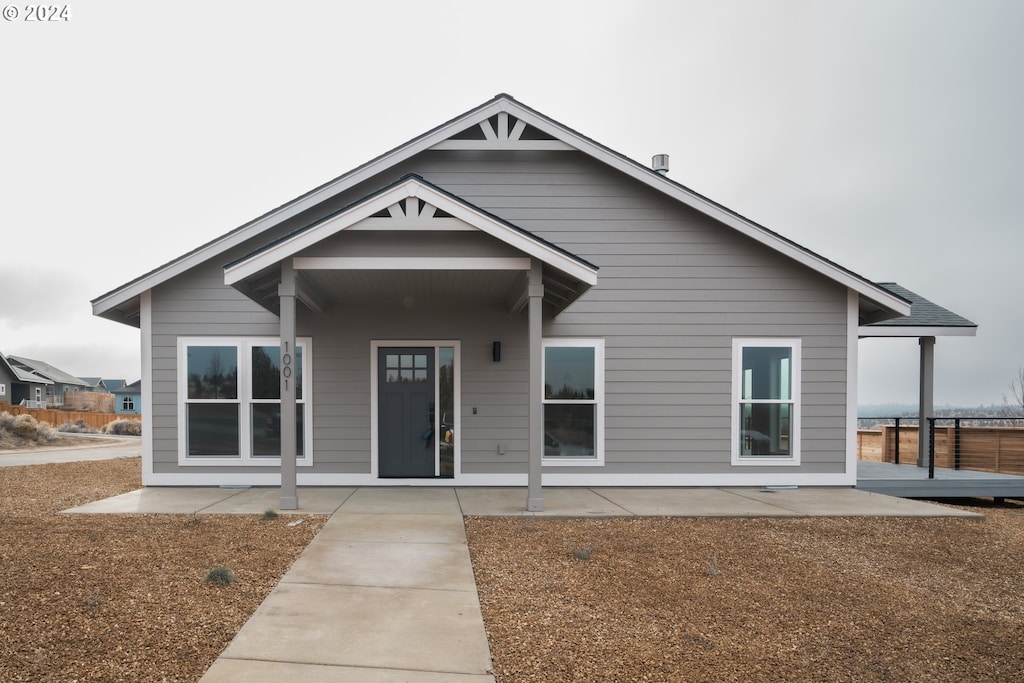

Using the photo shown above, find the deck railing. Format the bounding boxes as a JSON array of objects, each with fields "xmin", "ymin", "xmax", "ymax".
[{"xmin": 859, "ymin": 417, "xmax": 1024, "ymax": 479}]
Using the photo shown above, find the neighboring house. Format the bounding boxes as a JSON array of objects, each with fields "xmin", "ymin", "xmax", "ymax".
[
  {"xmin": 104, "ymin": 379, "xmax": 127, "ymax": 393},
  {"xmin": 113, "ymin": 379, "xmax": 142, "ymax": 415},
  {"xmin": 80, "ymin": 377, "xmax": 108, "ymax": 392},
  {"xmin": 94, "ymin": 94, "xmax": 932, "ymax": 502},
  {"xmin": 0, "ymin": 353, "xmax": 53, "ymax": 407},
  {"xmin": 2, "ymin": 354, "xmax": 87, "ymax": 407}
]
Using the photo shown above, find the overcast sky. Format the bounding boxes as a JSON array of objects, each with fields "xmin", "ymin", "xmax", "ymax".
[{"xmin": 2, "ymin": 1, "xmax": 1020, "ymax": 407}]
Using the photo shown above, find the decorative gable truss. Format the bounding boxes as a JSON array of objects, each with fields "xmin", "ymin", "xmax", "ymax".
[
  {"xmin": 432, "ymin": 111, "xmax": 573, "ymax": 151},
  {"xmin": 358, "ymin": 196, "xmax": 468, "ymax": 231}
]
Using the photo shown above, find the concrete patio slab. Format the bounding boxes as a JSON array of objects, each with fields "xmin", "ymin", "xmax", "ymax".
[
  {"xmin": 456, "ymin": 486, "xmax": 632, "ymax": 516},
  {"xmin": 62, "ymin": 486, "xmax": 240, "ymax": 514},
  {"xmin": 201, "ymin": 658, "xmax": 495, "ymax": 682},
  {"xmin": 316, "ymin": 511, "xmax": 469, "ymax": 544},
  {"xmin": 723, "ymin": 487, "xmax": 984, "ymax": 518},
  {"xmin": 201, "ymin": 487, "xmax": 357, "ymax": 514},
  {"xmin": 215, "ymin": 583, "xmax": 492, "ymax": 675},
  {"xmin": 593, "ymin": 487, "xmax": 800, "ymax": 517},
  {"xmin": 337, "ymin": 486, "xmax": 462, "ymax": 515},
  {"xmin": 283, "ymin": 538, "xmax": 477, "ymax": 591}
]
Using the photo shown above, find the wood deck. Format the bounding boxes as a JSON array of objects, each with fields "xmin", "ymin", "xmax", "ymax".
[{"xmin": 857, "ymin": 460, "xmax": 1024, "ymax": 499}]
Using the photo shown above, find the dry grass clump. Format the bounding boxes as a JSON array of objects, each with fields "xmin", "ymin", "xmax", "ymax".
[
  {"xmin": 100, "ymin": 419, "xmax": 142, "ymax": 436},
  {"xmin": 57, "ymin": 418, "xmax": 97, "ymax": 434},
  {"xmin": 0, "ymin": 411, "xmax": 57, "ymax": 447}
]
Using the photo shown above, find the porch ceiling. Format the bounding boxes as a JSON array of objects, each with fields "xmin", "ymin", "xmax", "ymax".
[{"xmin": 239, "ymin": 264, "xmax": 582, "ymax": 316}]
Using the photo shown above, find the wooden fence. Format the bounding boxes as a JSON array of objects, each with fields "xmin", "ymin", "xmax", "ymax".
[
  {"xmin": 0, "ymin": 402, "xmax": 138, "ymax": 431},
  {"xmin": 858, "ymin": 425, "xmax": 1024, "ymax": 476}
]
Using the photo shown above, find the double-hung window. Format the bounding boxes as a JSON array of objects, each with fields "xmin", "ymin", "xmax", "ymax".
[
  {"xmin": 542, "ymin": 338, "xmax": 604, "ymax": 466},
  {"xmin": 732, "ymin": 339, "xmax": 800, "ymax": 465},
  {"xmin": 179, "ymin": 337, "xmax": 311, "ymax": 464}
]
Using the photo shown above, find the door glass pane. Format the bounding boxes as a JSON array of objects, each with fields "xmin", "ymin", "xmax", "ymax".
[
  {"xmin": 414, "ymin": 354, "xmax": 427, "ymax": 368},
  {"xmin": 544, "ymin": 404, "xmax": 595, "ymax": 456},
  {"xmin": 741, "ymin": 347, "xmax": 792, "ymax": 400},
  {"xmin": 401, "ymin": 354, "xmax": 413, "ymax": 367},
  {"xmin": 187, "ymin": 346, "xmax": 238, "ymax": 399},
  {"xmin": 740, "ymin": 402, "xmax": 791, "ymax": 456},
  {"xmin": 544, "ymin": 347, "xmax": 595, "ymax": 400},
  {"xmin": 439, "ymin": 347, "xmax": 455, "ymax": 477},
  {"xmin": 251, "ymin": 403, "xmax": 305, "ymax": 457},
  {"xmin": 187, "ymin": 403, "xmax": 239, "ymax": 456}
]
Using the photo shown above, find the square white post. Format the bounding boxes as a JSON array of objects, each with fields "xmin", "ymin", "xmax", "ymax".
[{"xmin": 279, "ymin": 260, "xmax": 298, "ymax": 510}]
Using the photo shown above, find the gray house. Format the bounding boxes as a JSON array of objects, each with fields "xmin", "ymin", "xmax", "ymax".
[
  {"xmin": 1, "ymin": 354, "xmax": 87, "ymax": 407},
  {"xmin": 0, "ymin": 353, "xmax": 53, "ymax": 406},
  {"xmin": 92, "ymin": 94, "xmax": 912, "ymax": 506}
]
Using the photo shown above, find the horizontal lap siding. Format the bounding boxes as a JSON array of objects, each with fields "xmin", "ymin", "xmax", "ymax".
[
  {"xmin": 147, "ymin": 149, "xmax": 850, "ymax": 478},
  {"xmin": 401, "ymin": 151, "xmax": 849, "ymax": 476}
]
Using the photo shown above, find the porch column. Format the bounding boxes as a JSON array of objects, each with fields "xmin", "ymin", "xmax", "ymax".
[
  {"xmin": 917, "ymin": 336, "xmax": 935, "ymax": 468},
  {"xmin": 279, "ymin": 260, "xmax": 299, "ymax": 510},
  {"xmin": 527, "ymin": 260, "xmax": 545, "ymax": 512}
]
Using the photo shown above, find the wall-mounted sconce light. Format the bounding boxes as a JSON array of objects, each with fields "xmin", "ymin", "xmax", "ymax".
[{"xmin": 492, "ymin": 341, "xmax": 501, "ymax": 362}]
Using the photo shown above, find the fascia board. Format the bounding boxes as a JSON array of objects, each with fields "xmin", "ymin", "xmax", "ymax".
[
  {"xmin": 859, "ymin": 326, "xmax": 978, "ymax": 338},
  {"xmin": 504, "ymin": 103, "xmax": 911, "ymax": 316},
  {"xmin": 95, "ymin": 100, "xmax": 510, "ymax": 316},
  {"xmin": 224, "ymin": 178, "xmax": 598, "ymax": 286},
  {"xmin": 96, "ymin": 94, "xmax": 902, "ymax": 319}
]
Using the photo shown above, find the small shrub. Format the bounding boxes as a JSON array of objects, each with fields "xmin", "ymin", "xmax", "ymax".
[
  {"xmin": 706, "ymin": 556, "xmax": 722, "ymax": 577},
  {"xmin": 572, "ymin": 545, "xmax": 592, "ymax": 561},
  {"xmin": 58, "ymin": 419, "xmax": 96, "ymax": 434},
  {"xmin": 0, "ymin": 411, "xmax": 15, "ymax": 431},
  {"xmin": 101, "ymin": 419, "xmax": 142, "ymax": 436},
  {"xmin": 11, "ymin": 414, "xmax": 40, "ymax": 439},
  {"xmin": 261, "ymin": 509, "xmax": 279, "ymax": 521},
  {"xmin": 203, "ymin": 567, "xmax": 236, "ymax": 587}
]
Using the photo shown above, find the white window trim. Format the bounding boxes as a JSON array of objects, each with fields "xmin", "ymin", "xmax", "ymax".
[
  {"xmin": 177, "ymin": 336, "xmax": 313, "ymax": 466},
  {"xmin": 542, "ymin": 337, "xmax": 605, "ymax": 467},
  {"xmin": 731, "ymin": 338, "xmax": 801, "ymax": 466}
]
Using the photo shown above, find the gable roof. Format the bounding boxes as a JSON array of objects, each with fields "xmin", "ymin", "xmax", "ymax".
[
  {"xmin": 224, "ymin": 173, "xmax": 598, "ymax": 314},
  {"xmin": 6, "ymin": 355, "xmax": 87, "ymax": 386},
  {"xmin": 0, "ymin": 353, "xmax": 53, "ymax": 385},
  {"xmin": 113, "ymin": 379, "xmax": 141, "ymax": 394},
  {"xmin": 92, "ymin": 94, "xmax": 911, "ymax": 325},
  {"xmin": 860, "ymin": 283, "xmax": 977, "ymax": 337}
]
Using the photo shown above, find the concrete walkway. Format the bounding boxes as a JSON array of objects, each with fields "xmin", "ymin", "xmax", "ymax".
[
  {"xmin": 0, "ymin": 435, "xmax": 140, "ymax": 466},
  {"xmin": 63, "ymin": 486, "xmax": 979, "ymax": 681}
]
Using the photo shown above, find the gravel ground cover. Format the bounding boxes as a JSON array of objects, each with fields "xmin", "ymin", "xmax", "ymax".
[
  {"xmin": 466, "ymin": 509, "xmax": 1024, "ymax": 682},
  {"xmin": 4, "ymin": 448, "xmax": 1023, "ymax": 682},
  {"xmin": 0, "ymin": 456, "xmax": 325, "ymax": 682}
]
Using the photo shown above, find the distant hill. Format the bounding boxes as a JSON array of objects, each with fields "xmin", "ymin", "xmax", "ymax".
[{"xmin": 858, "ymin": 404, "xmax": 1024, "ymax": 428}]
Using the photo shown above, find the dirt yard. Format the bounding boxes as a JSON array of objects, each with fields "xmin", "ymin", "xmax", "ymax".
[
  {"xmin": 0, "ymin": 457, "xmax": 326, "ymax": 682},
  {"xmin": 466, "ymin": 511, "xmax": 1024, "ymax": 682},
  {"xmin": 1, "ymin": 453, "xmax": 1022, "ymax": 682}
]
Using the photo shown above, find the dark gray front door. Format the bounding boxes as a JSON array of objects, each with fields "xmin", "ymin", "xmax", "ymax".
[{"xmin": 379, "ymin": 348, "xmax": 435, "ymax": 477}]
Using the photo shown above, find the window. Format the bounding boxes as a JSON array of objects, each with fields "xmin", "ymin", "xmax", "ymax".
[
  {"xmin": 179, "ymin": 337, "xmax": 311, "ymax": 464},
  {"xmin": 122, "ymin": 395, "xmax": 134, "ymax": 411},
  {"xmin": 0, "ymin": 384, "xmax": 5, "ymax": 396},
  {"xmin": 732, "ymin": 339, "xmax": 800, "ymax": 465},
  {"xmin": 542, "ymin": 339, "xmax": 604, "ymax": 465}
]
